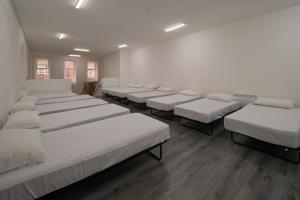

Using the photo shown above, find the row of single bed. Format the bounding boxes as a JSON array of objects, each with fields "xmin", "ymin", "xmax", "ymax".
[
  {"xmin": 1, "ymin": 84, "xmax": 299, "ymax": 200},
  {"xmin": 0, "ymin": 90, "xmax": 170, "ymax": 200},
  {"xmin": 103, "ymin": 84, "xmax": 300, "ymax": 163}
]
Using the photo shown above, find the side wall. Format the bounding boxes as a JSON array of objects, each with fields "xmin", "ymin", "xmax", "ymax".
[
  {"xmin": 126, "ymin": 5, "xmax": 300, "ymax": 103},
  {"xmin": 0, "ymin": 0, "xmax": 30, "ymax": 127}
]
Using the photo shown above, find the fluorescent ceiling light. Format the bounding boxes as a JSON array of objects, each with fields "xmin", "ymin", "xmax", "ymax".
[
  {"xmin": 74, "ymin": 48, "xmax": 90, "ymax": 52},
  {"xmin": 164, "ymin": 23, "xmax": 185, "ymax": 32},
  {"xmin": 58, "ymin": 33, "xmax": 65, "ymax": 40},
  {"xmin": 75, "ymin": 0, "xmax": 85, "ymax": 9},
  {"xmin": 69, "ymin": 54, "xmax": 81, "ymax": 57},
  {"xmin": 118, "ymin": 44, "xmax": 128, "ymax": 49}
]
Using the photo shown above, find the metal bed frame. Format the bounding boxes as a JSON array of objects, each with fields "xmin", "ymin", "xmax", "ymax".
[
  {"xmin": 177, "ymin": 116, "xmax": 221, "ymax": 135},
  {"xmin": 150, "ymin": 108, "xmax": 174, "ymax": 120},
  {"xmin": 38, "ymin": 140, "xmax": 167, "ymax": 199},
  {"xmin": 230, "ymin": 131, "xmax": 300, "ymax": 164},
  {"xmin": 175, "ymin": 109, "xmax": 239, "ymax": 135},
  {"xmin": 110, "ymin": 96, "xmax": 129, "ymax": 104},
  {"xmin": 128, "ymin": 101, "xmax": 148, "ymax": 110}
]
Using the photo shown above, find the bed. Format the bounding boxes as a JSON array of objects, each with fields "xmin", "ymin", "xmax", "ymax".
[
  {"xmin": 147, "ymin": 94, "xmax": 202, "ymax": 120},
  {"xmin": 224, "ymin": 104, "xmax": 300, "ymax": 162},
  {"xmin": 107, "ymin": 87, "xmax": 155, "ymax": 98},
  {"xmin": 40, "ymin": 104, "xmax": 130, "ymax": 133},
  {"xmin": 174, "ymin": 98, "xmax": 241, "ymax": 134},
  {"xmin": 31, "ymin": 90, "xmax": 77, "ymax": 100},
  {"xmin": 37, "ymin": 98, "xmax": 108, "ymax": 115},
  {"xmin": 127, "ymin": 90, "xmax": 176, "ymax": 104},
  {"xmin": 0, "ymin": 113, "xmax": 170, "ymax": 200},
  {"xmin": 37, "ymin": 95, "xmax": 94, "ymax": 105},
  {"xmin": 102, "ymin": 86, "xmax": 124, "ymax": 94}
]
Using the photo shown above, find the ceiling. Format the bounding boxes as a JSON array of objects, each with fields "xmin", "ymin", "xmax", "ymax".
[{"xmin": 12, "ymin": 0, "xmax": 300, "ymax": 57}]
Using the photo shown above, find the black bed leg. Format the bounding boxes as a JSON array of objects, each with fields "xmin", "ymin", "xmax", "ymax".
[
  {"xmin": 231, "ymin": 131, "xmax": 235, "ymax": 143},
  {"xmin": 146, "ymin": 143, "xmax": 163, "ymax": 161},
  {"xmin": 298, "ymin": 149, "xmax": 300, "ymax": 163}
]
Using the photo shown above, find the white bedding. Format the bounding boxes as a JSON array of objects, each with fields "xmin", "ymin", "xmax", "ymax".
[
  {"xmin": 107, "ymin": 87, "xmax": 154, "ymax": 98},
  {"xmin": 37, "ymin": 95, "xmax": 94, "ymax": 105},
  {"xmin": 40, "ymin": 104, "xmax": 130, "ymax": 133},
  {"xmin": 128, "ymin": 90, "xmax": 176, "ymax": 103},
  {"xmin": 174, "ymin": 98, "xmax": 241, "ymax": 123},
  {"xmin": 224, "ymin": 104, "xmax": 300, "ymax": 148},
  {"xmin": 31, "ymin": 90, "xmax": 77, "ymax": 100},
  {"xmin": 37, "ymin": 99, "xmax": 108, "ymax": 115},
  {"xmin": 0, "ymin": 114, "xmax": 170, "ymax": 200},
  {"xmin": 147, "ymin": 94, "xmax": 202, "ymax": 111}
]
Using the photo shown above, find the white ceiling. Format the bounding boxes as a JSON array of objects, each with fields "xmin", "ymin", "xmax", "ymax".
[{"xmin": 12, "ymin": 0, "xmax": 300, "ymax": 57}]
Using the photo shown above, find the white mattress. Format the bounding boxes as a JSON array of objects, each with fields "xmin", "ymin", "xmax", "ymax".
[
  {"xmin": 31, "ymin": 90, "xmax": 77, "ymax": 100},
  {"xmin": 147, "ymin": 94, "xmax": 202, "ymax": 111},
  {"xmin": 37, "ymin": 99, "xmax": 108, "ymax": 115},
  {"xmin": 0, "ymin": 114, "xmax": 170, "ymax": 200},
  {"xmin": 40, "ymin": 104, "xmax": 130, "ymax": 133},
  {"xmin": 224, "ymin": 104, "xmax": 300, "ymax": 148},
  {"xmin": 127, "ymin": 90, "xmax": 176, "ymax": 103},
  {"xmin": 107, "ymin": 87, "xmax": 154, "ymax": 98},
  {"xmin": 102, "ymin": 86, "xmax": 124, "ymax": 94},
  {"xmin": 174, "ymin": 98, "xmax": 241, "ymax": 123},
  {"xmin": 37, "ymin": 95, "xmax": 94, "ymax": 105}
]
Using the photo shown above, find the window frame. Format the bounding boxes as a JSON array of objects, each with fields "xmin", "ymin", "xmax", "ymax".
[
  {"xmin": 87, "ymin": 61, "xmax": 98, "ymax": 82},
  {"xmin": 35, "ymin": 58, "xmax": 50, "ymax": 80},
  {"xmin": 64, "ymin": 60, "xmax": 77, "ymax": 84}
]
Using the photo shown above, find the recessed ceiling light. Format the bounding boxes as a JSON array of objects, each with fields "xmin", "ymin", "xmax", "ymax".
[
  {"xmin": 58, "ymin": 33, "xmax": 66, "ymax": 40},
  {"xmin": 74, "ymin": 48, "xmax": 90, "ymax": 52},
  {"xmin": 118, "ymin": 44, "xmax": 128, "ymax": 49},
  {"xmin": 164, "ymin": 23, "xmax": 185, "ymax": 32},
  {"xmin": 69, "ymin": 54, "xmax": 81, "ymax": 57},
  {"xmin": 75, "ymin": 0, "xmax": 85, "ymax": 9}
]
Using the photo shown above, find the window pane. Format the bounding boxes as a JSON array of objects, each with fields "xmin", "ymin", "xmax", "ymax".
[
  {"xmin": 88, "ymin": 61, "xmax": 96, "ymax": 70},
  {"xmin": 87, "ymin": 61, "xmax": 97, "ymax": 81},
  {"xmin": 64, "ymin": 61, "xmax": 76, "ymax": 83},
  {"xmin": 36, "ymin": 59, "xmax": 49, "ymax": 80}
]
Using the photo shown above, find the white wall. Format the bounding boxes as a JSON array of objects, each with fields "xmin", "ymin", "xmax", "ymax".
[
  {"xmin": 102, "ymin": 51, "xmax": 130, "ymax": 86},
  {"xmin": 0, "ymin": 0, "xmax": 30, "ymax": 127},
  {"xmin": 126, "ymin": 5, "xmax": 300, "ymax": 104},
  {"xmin": 31, "ymin": 54, "xmax": 101, "ymax": 94},
  {"xmin": 102, "ymin": 52, "xmax": 120, "ymax": 78},
  {"xmin": 120, "ymin": 51, "xmax": 130, "ymax": 85}
]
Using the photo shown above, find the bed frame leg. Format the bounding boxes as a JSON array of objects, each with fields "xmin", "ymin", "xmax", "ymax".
[
  {"xmin": 231, "ymin": 131, "xmax": 236, "ymax": 143},
  {"xmin": 146, "ymin": 143, "xmax": 163, "ymax": 161},
  {"xmin": 209, "ymin": 123, "xmax": 214, "ymax": 135},
  {"xmin": 231, "ymin": 131, "xmax": 300, "ymax": 164}
]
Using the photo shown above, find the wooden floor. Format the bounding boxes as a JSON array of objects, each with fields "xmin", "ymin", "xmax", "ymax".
[{"xmin": 42, "ymin": 97, "xmax": 300, "ymax": 200}]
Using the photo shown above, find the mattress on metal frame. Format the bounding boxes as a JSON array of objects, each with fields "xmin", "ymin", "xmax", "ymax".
[
  {"xmin": 31, "ymin": 90, "xmax": 77, "ymax": 100},
  {"xmin": 128, "ymin": 90, "xmax": 176, "ymax": 103},
  {"xmin": 40, "ymin": 104, "xmax": 130, "ymax": 133},
  {"xmin": 147, "ymin": 94, "xmax": 202, "ymax": 111},
  {"xmin": 0, "ymin": 113, "xmax": 170, "ymax": 200},
  {"xmin": 37, "ymin": 95, "xmax": 94, "ymax": 105},
  {"xmin": 174, "ymin": 98, "xmax": 241, "ymax": 123},
  {"xmin": 224, "ymin": 104, "xmax": 300, "ymax": 149},
  {"xmin": 36, "ymin": 98, "xmax": 108, "ymax": 115}
]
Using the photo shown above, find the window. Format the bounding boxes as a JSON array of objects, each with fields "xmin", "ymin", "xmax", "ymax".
[
  {"xmin": 64, "ymin": 61, "xmax": 76, "ymax": 83},
  {"xmin": 36, "ymin": 59, "xmax": 49, "ymax": 79},
  {"xmin": 87, "ymin": 61, "xmax": 98, "ymax": 81}
]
